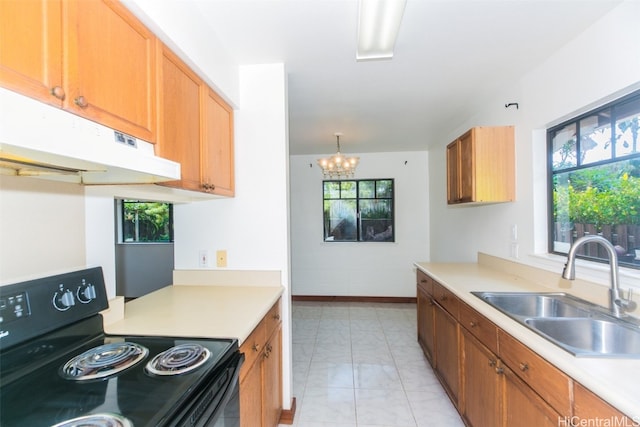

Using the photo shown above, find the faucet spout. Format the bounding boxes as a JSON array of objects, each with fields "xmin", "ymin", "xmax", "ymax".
[{"xmin": 561, "ymin": 235, "xmax": 634, "ymax": 318}]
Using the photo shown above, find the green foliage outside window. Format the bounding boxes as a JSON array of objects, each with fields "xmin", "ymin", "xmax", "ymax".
[{"xmin": 122, "ymin": 201, "xmax": 173, "ymax": 242}]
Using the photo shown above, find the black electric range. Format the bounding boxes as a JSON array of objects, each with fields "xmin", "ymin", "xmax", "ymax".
[{"xmin": 0, "ymin": 267, "xmax": 243, "ymax": 427}]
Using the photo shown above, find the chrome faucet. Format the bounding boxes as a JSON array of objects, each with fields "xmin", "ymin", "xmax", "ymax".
[{"xmin": 562, "ymin": 235, "xmax": 636, "ymax": 318}]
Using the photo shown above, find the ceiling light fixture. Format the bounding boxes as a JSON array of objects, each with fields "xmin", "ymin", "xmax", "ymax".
[
  {"xmin": 356, "ymin": 0, "xmax": 407, "ymax": 61},
  {"xmin": 317, "ymin": 133, "xmax": 359, "ymax": 179}
]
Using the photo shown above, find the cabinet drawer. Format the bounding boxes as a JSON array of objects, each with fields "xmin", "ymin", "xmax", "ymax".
[
  {"xmin": 265, "ymin": 299, "xmax": 282, "ymax": 340},
  {"xmin": 416, "ymin": 270, "xmax": 433, "ymax": 295},
  {"xmin": 498, "ymin": 330, "xmax": 572, "ymax": 415},
  {"xmin": 459, "ymin": 301, "xmax": 498, "ymax": 354},
  {"xmin": 240, "ymin": 319, "xmax": 266, "ymax": 381},
  {"xmin": 433, "ymin": 281, "xmax": 459, "ymax": 319}
]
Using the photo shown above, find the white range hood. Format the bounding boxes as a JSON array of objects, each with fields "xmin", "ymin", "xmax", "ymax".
[{"xmin": 0, "ymin": 88, "xmax": 180, "ymax": 185}]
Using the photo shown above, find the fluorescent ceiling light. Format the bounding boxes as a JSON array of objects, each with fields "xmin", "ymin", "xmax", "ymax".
[{"xmin": 357, "ymin": 0, "xmax": 407, "ymax": 61}]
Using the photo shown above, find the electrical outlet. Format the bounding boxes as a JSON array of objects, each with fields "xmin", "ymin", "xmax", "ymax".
[
  {"xmin": 199, "ymin": 250, "xmax": 209, "ymax": 267},
  {"xmin": 216, "ymin": 250, "xmax": 227, "ymax": 268}
]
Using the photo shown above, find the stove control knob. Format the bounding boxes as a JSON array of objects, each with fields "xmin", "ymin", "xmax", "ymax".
[
  {"xmin": 76, "ymin": 282, "xmax": 96, "ymax": 304},
  {"xmin": 53, "ymin": 288, "xmax": 76, "ymax": 311}
]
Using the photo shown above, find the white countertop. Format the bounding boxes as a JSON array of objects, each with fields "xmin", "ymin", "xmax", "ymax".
[
  {"xmin": 415, "ymin": 260, "xmax": 640, "ymax": 419},
  {"xmin": 104, "ymin": 284, "xmax": 283, "ymax": 345}
]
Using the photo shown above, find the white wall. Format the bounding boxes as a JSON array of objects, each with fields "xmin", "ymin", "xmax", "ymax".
[
  {"xmin": 289, "ymin": 151, "xmax": 429, "ymax": 297},
  {"xmin": 429, "ymin": 0, "xmax": 640, "ymax": 288},
  {"xmin": 0, "ymin": 176, "xmax": 86, "ymax": 284}
]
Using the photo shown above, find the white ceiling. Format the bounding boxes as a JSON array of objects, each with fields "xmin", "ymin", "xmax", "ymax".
[{"xmin": 191, "ymin": 0, "xmax": 620, "ymax": 155}]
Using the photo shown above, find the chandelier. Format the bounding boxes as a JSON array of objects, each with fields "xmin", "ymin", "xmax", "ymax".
[{"xmin": 317, "ymin": 133, "xmax": 360, "ymax": 179}]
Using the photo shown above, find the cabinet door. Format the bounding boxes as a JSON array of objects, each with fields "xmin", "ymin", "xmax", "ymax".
[
  {"xmin": 0, "ymin": 0, "xmax": 63, "ymax": 107},
  {"xmin": 417, "ymin": 286, "xmax": 435, "ymax": 365},
  {"xmin": 446, "ymin": 141, "xmax": 460, "ymax": 203},
  {"xmin": 574, "ymin": 382, "xmax": 631, "ymax": 421},
  {"xmin": 458, "ymin": 131, "xmax": 475, "ymax": 202},
  {"xmin": 434, "ymin": 304, "xmax": 459, "ymax": 406},
  {"xmin": 157, "ymin": 45, "xmax": 202, "ymax": 191},
  {"xmin": 202, "ymin": 87, "xmax": 235, "ymax": 196},
  {"xmin": 501, "ymin": 364, "xmax": 560, "ymax": 427},
  {"xmin": 65, "ymin": 0, "xmax": 157, "ymax": 142},
  {"xmin": 461, "ymin": 329, "xmax": 501, "ymax": 427},
  {"xmin": 240, "ymin": 360, "xmax": 263, "ymax": 427},
  {"xmin": 262, "ymin": 327, "xmax": 282, "ymax": 427}
]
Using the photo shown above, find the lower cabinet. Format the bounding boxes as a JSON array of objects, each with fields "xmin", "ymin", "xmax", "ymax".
[
  {"xmin": 434, "ymin": 302, "xmax": 459, "ymax": 405},
  {"xmin": 416, "ymin": 270, "xmax": 630, "ymax": 427},
  {"xmin": 502, "ymin": 363, "xmax": 561, "ymax": 427},
  {"xmin": 239, "ymin": 299, "xmax": 282, "ymax": 427},
  {"xmin": 416, "ymin": 271, "xmax": 435, "ymax": 364},
  {"xmin": 461, "ymin": 329, "xmax": 501, "ymax": 427}
]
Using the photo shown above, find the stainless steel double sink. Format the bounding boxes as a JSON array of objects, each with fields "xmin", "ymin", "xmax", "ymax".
[{"xmin": 472, "ymin": 292, "xmax": 640, "ymax": 358}]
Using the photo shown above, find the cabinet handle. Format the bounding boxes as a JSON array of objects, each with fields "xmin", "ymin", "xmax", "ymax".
[
  {"xmin": 495, "ymin": 366, "xmax": 504, "ymax": 375},
  {"xmin": 488, "ymin": 359, "xmax": 496, "ymax": 367},
  {"xmin": 50, "ymin": 86, "xmax": 65, "ymax": 100},
  {"xmin": 428, "ymin": 299, "xmax": 435, "ymax": 306},
  {"xmin": 440, "ymin": 295, "xmax": 448, "ymax": 301},
  {"xmin": 251, "ymin": 343, "xmax": 260, "ymax": 352},
  {"xmin": 74, "ymin": 96, "xmax": 88, "ymax": 108},
  {"xmin": 519, "ymin": 363, "xmax": 529, "ymax": 372},
  {"xmin": 420, "ymin": 279, "xmax": 427, "ymax": 283},
  {"xmin": 273, "ymin": 313, "xmax": 280, "ymax": 320},
  {"xmin": 469, "ymin": 321, "xmax": 478, "ymax": 328}
]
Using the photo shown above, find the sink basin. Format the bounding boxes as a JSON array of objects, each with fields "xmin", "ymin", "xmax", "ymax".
[
  {"xmin": 477, "ymin": 292, "xmax": 591, "ymax": 318},
  {"xmin": 525, "ymin": 318, "xmax": 640, "ymax": 357},
  {"xmin": 472, "ymin": 291, "xmax": 640, "ymax": 358}
]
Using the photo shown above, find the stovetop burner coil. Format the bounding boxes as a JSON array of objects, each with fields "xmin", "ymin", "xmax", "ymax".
[
  {"xmin": 146, "ymin": 343, "xmax": 211, "ymax": 376},
  {"xmin": 60, "ymin": 342, "xmax": 148, "ymax": 381},
  {"xmin": 50, "ymin": 412, "xmax": 133, "ymax": 427}
]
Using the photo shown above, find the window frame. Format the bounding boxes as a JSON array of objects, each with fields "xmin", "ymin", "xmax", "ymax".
[
  {"xmin": 547, "ymin": 89, "xmax": 640, "ymax": 269},
  {"xmin": 322, "ymin": 178, "xmax": 395, "ymax": 243}
]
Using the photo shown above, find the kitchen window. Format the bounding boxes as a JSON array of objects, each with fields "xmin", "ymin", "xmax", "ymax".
[
  {"xmin": 120, "ymin": 200, "xmax": 174, "ymax": 243},
  {"xmin": 323, "ymin": 179, "xmax": 394, "ymax": 242},
  {"xmin": 548, "ymin": 90, "xmax": 640, "ymax": 269}
]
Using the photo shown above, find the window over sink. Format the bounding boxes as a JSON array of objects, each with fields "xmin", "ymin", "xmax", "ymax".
[
  {"xmin": 548, "ymin": 89, "xmax": 640, "ymax": 269},
  {"xmin": 323, "ymin": 179, "xmax": 394, "ymax": 242}
]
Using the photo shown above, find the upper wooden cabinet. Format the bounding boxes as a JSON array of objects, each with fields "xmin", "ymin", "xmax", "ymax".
[
  {"xmin": 202, "ymin": 87, "xmax": 235, "ymax": 196},
  {"xmin": 0, "ymin": 0, "xmax": 157, "ymax": 142},
  {"xmin": 446, "ymin": 126, "xmax": 515, "ymax": 204},
  {"xmin": 65, "ymin": 0, "xmax": 157, "ymax": 142},
  {"xmin": 157, "ymin": 45, "xmax": 235, "ymax": 196},
  {"xmin": 157, "ymin": 46, "xmax": 203, "ymax": 192},
  {"xmin": 0, "ymin": 0, "xmax": 63, "ymax": 108}
]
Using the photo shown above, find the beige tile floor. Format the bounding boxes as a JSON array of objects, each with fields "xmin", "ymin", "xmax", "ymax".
[{"xmin": 280, "ymin": 301, "xmax": 464, "ymax": 427}]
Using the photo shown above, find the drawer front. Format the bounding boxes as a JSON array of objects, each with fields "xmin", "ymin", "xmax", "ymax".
[
  {"xmin": 239, "ymin": 319, "xmax": 266, "ymax": 381},
  {"xmin": 459, "ymin": 301, "xmax": 498, "ymax": 354},
  {"xmin": 417, "ymin": 270, "xmax": 433, "ymax": 295},
  {"xmin": 433, "ymin": 281, "xmax": 459, "ymax": 319},
  {"xmin": 265, "ymin": 298, "xmax": 282, "ymax": 340},
  {"xmin": 498, "ymin": 330, "xmax": 572, "ymax": 415}
]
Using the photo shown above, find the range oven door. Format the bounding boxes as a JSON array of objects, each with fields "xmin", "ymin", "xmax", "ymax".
[{"xmin": 179, "ymin": 351, "xmax": 244, "ymax": 427}]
